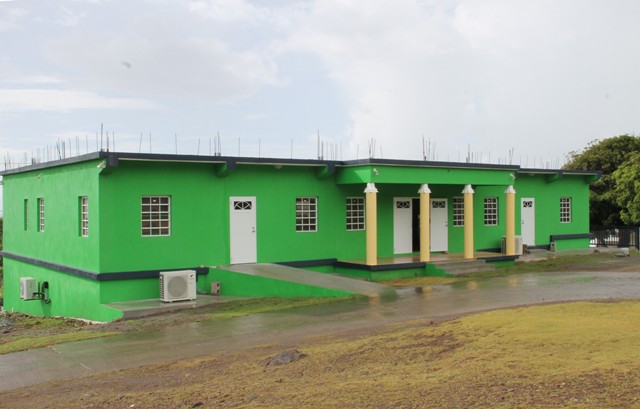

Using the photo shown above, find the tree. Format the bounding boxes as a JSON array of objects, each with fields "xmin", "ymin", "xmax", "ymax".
[
  {"xmin": 613, "ymin": 151, "xmax": 640, "ymax": 225},
  {"xmin": 564, "ymin": 134, "xmax": 640, "ymax": 226}
]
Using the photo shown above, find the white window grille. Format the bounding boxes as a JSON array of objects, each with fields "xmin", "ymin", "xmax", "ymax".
[
  {"xmin": 38, "ymin": 198, "xmax": 44, "ymax": 232},
  {"xmin": 560, "ymin": 197, "xmax": 572, "ymax": 223},
  {"xmin": 142, "ymin": 196, "xmax": 171, "ymax": 236},
  {"xmin": 453, "ymin": 197, "xmax": 464, "ymax": 227},
  {"xmin": 523, "ymin": 200, "xmax": 533, "ymax": 208},
  {"xmin": 80, "ymin": 196, "xmax": 89, "ymax": 237},
  {"xmin": 346, "ymin": 197, "xmax": 365, "ymax": 231},
  {"xmin": 396, "ymin": 200, "xmax": 410, "ymax": 209},
  {"xmin": 296, "ymin": 197, "xmax": 317, "ymax": 232},
  {"xmin": 484, "ymin": 197, "xmax": 498, "ymax": 226}
]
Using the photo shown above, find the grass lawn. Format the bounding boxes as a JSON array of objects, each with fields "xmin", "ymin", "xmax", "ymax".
[{"xmin": 3, "ymin": 300, "xmax": 640, "ymax": 408}]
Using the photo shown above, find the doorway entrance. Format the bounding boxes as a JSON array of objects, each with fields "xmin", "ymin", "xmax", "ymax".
[
  {"xmin": 393, "ymin": 197, "xmax": 448, "ymax": 254},
  {"xmin": 229, "ymin": 196, "xmax": 257, "ymax": 264}
]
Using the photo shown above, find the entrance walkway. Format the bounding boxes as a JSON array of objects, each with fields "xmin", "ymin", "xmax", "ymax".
[
  {"xmin": 224, "ymin": 263, "xmax": 396, "ymax": 297},
  {"xmin": 2, "ymin": 271, "xmax": 640, "ymax": 392}
]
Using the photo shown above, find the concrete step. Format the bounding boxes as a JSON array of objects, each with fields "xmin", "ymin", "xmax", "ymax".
[{"xmin": 429, "ymin": 259, "xmax": 496, "ymax": 276}]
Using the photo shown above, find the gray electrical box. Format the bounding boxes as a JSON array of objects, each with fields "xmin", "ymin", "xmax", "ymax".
[{"xmin": 211, "ymin": 281, "xmax": 221, "ymax": 296}]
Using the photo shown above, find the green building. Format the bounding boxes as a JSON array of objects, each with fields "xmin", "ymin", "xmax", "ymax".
[{"xmin": 0, "ymin": 151, "xmax": 598, "ymax": 322}]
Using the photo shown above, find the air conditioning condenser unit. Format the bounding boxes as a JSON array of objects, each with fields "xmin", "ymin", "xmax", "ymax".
[
  {"xmin": 160, "ymin": 270, "xmax": 196, "ymax": 303},
  {"xmin": 502, "ymin": 236, "xmax": 524, "ymax": 255},
  {"xmin": 20, "ymin": 277, "xmax": 36, "ymax": 300}
]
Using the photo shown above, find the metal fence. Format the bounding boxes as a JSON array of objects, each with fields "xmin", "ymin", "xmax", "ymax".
[{"xmin": 590, "ymin": 226, "xmax": 640, "ymax": 249}]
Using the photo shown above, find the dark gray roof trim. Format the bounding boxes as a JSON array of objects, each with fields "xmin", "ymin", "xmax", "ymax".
[
  {"xmin": 0, "ymin": 152, "xmax": 103, "ymax": 176},
  {"xmin": 520, "ymin": 168, "xmax": 602, "ymax": 177},
  {"xmin": 0, "ymin": 151, "xmax": 600, "ymax": 176},
  {"xmin": 341, "ymin": 158, "xmax": 520, "ymax": 171}
]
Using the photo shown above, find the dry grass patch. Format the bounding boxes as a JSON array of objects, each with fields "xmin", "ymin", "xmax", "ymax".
[
  {"xmin": 5, "ymin": 300, "xmax": 640, "ymax": 408},
  {"xmin": 0, "ymin": 314, "xmax": 119, "ymax": 354}
]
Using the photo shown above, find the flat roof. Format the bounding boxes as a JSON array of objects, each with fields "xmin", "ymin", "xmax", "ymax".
[{"xmin": 0, "ymin": 150, "xmax": 601, "ymax": 177}]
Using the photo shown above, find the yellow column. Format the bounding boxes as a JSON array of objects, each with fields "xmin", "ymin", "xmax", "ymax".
[
  {"xmin": 463, "ymin": 184, "xmax": 475, "ymax": 259},
  {"xmin": 364, "ymin": 183, "xmax": 378, "ymax": 266},
  {"xmin": 418, "ymin": 184, "xmax": 431, "ymax": 262},
  {"xmin": 505, "ymin": 185, "xmax": 516, "ymax": 255}
]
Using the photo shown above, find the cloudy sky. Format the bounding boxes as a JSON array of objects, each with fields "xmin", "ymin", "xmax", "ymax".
[{"xmin": 1, "ymin": 0, "xmax": 640, "ymax": 169}]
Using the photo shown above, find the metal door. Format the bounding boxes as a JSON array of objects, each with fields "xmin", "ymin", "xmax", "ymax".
[
  {"xmin": 430, "ymin": 198, "xmax": 448, "ymax": 252},
  {"xmin": 521, "ymin": 198, "xmax": 535, "ymax": 246},
  {"xmin": 229, "ymin": 196, "xmax": 257, "ymax": 264},
  {"xmin": 393, "ymin": 197, "xmax": 413, "ymax": 254}
]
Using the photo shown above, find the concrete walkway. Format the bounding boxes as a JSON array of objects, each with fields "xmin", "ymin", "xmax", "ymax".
[
  {"xmin": 224, "ymin": 263, "xmax": 396, "ymax": 297},
  {"xmin": 2, "ymin": 270, "xmax": 640, "ymax": 392}
]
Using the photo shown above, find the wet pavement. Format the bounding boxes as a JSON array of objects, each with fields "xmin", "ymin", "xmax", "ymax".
[{"xmin": 2, "ymin": 270, "xmax": 640, "ymax": 392}]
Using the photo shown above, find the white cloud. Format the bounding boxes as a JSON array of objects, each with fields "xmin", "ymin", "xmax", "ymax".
[
  {"xmin": 3, "ymin": 0, "xmax": 640, "ymax": 165},
  {"xmin": 4, "ymin": 75, "xmax": 63, "ymax": 84},
  {"xmin": 55, "ymin": 7, "xmax": 87, "ymax": 26},
  {"xmin": 43, "ymin": 7, "xmax": 280, "ymax": 101},
  {"xmin": 284, "ymin": 0, "xmax": 640, "ymax": 162},
  {"xmin": 0, "ymin": 4, "xmax": 29, "ymax": 31},
  {"xmin": 0, "ymin": 88, "xmax": 155, "ymax": 112},
  {"xmin": 188, "ymin": 0, "xmax": 305, "ymax": 28}
]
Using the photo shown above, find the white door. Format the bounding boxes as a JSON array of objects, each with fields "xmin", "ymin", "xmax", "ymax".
[
  {"xmin": 521, "ymin": 198, "xmax": 535, "ymax": 246},
  {"xmin": 393, "ymin": 197, "xmax": 413, "ymax": 254},
  {"xmin": 430, "ymin": 198, "xmax": 448, "ymax": 252},
  {"xmin": 229, "ymin": 196, "xmax": 257, "ymax": 264}
]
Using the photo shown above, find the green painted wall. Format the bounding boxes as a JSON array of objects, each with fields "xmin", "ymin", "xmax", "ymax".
[
  {"xmin": 100, "ymin": 278, "xmax": 163, "ymax": 303},
  {"xmin": 97, "ymin": 161, "xmax": 371, "ymax": 272},
  {"xmin": 3, "ymin": 259, "xmax": 122, "ymax": 322},
  {"xmin": 99, "ymin": 161, "xmax": 222, "ymax": 272},
  {"xmin": 3, "ymin": 160, "xmax": 102, "ymax": 271},
  {"xmin": 553, "ymin": 238, "xmax": 591, "ymax": 251},
  {"xmin": 337, "ymin": 164, "xmax": 515, "ymax": 185},
  {"xmin": 515, "ymin": 174, "xmax": 591, "ymax": 246}
]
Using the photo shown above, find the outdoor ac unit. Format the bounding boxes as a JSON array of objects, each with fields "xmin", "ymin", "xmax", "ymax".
[
  {"xmin": 514, "ymin": 236, "xmax": 523, "ymax": 256},
  {"xmin": 502, "ymin": 236, "xmax": 524, "ymax": 255},
  {"xmin": 20, "ymin": 277, "xmax": 36, "ymax": 300},
  {"xmin": 160, "ymin": 270, "xmax": 196, "ymax": 303}
]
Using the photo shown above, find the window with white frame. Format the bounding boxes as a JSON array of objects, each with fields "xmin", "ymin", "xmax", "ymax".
[
  {"xmin": 453, "ymin": 197, "xmax": 464, "ymax": 227},
  {"xmin": 38, "ymin": 198, "xmax": 45, "ymax": 232},
  {"xmin": 80, "ymin": 196, "xmax": 89, "ymax": 237},
  {"xmin": 560, "ymin": 197, "xmax": 572, "ymax": 223},
  {"xmin": 484, "ymin": 197, "xmax": 498, "ymax": 226},
  {"xmin": 346, "ymin": 197, "xmax": 365, "ymax": 231},
  {"xmin": 296, "ymin": 197, "xmax": 317, "ymax": 232},
  {"xmin": 24, "ymin": 199, "xmax": 28, "ymax": 231},
  {"xmin": 141, "ymin": 196, "xmax": 171, "ymax": 236}
]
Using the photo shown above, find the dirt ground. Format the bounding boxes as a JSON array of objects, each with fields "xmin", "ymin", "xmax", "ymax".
[{"xmin": 2, "ymin": 253, "xmax": 640, "ymax": 408}]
